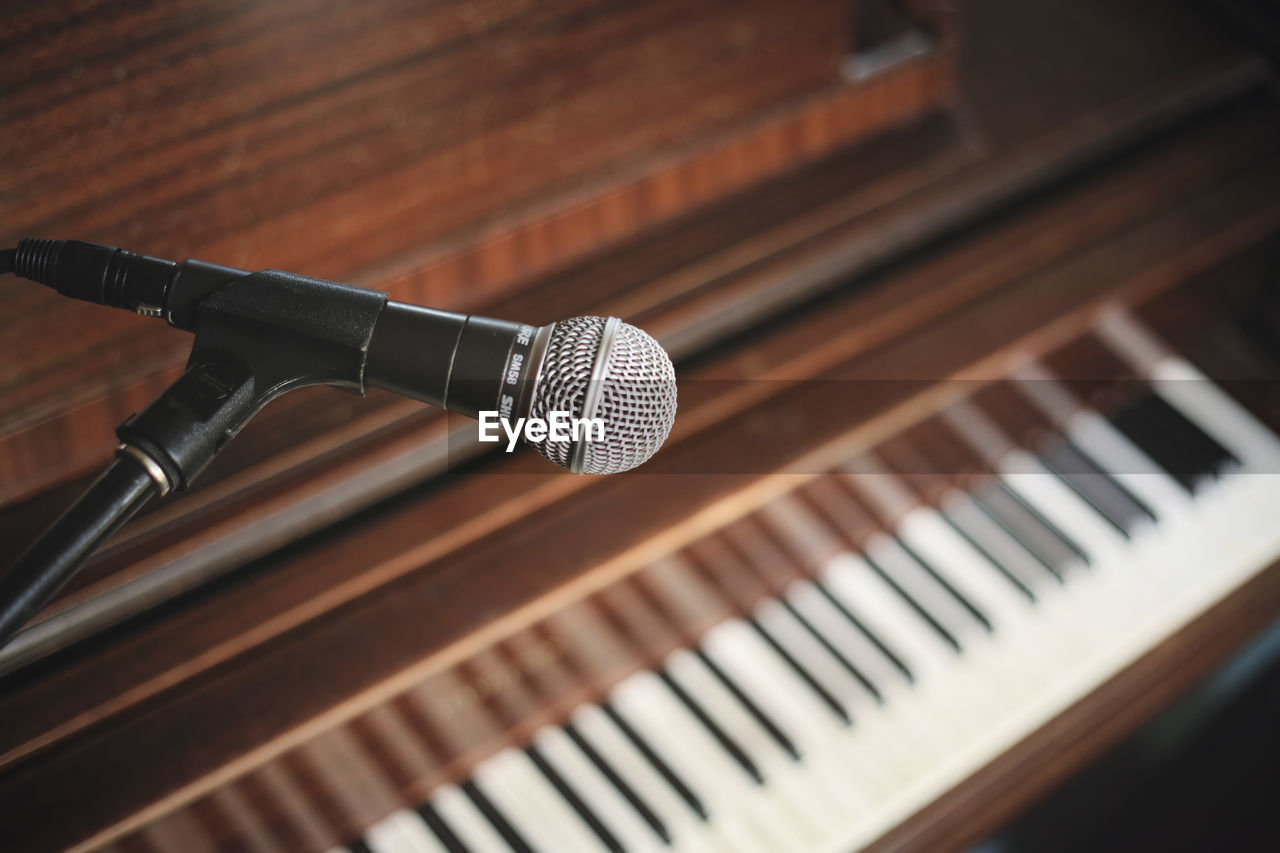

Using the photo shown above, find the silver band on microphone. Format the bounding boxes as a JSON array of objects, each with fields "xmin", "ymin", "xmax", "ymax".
[{"xmin": 571, "ymin": 316, "xmax": 620, "ymax": 474}]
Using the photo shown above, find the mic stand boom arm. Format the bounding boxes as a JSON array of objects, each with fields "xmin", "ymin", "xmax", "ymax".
[{"xmin": 0, "ymin": 250, "xmax": 389, "ymax": 651}]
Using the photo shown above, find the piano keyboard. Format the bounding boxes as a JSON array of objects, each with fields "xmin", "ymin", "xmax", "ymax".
[{"xmin": 122, "ymin": 310, "xmax": 1280, "ymax": 853}]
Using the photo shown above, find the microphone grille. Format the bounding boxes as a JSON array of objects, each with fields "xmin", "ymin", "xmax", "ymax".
[{"xmin": 528, "ymin": 316, "xmax": 677, "ymax": 474}]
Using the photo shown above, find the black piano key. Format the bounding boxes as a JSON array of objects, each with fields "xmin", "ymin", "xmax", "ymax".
[
  {"xmin": 658, "ymin": 669, "xmax": 764, "ymax": 785},
  {"xmin": 812, "ymin": 578, "xmax": 915, "ymax": 685},
  {"xmin": 418, "ymin": 801, "xmax": 472, "ymax": 853},
  {"xmin": 1039, "ymin": 439, "xmax": 1156, "ymax": 537},
  {"xmin": 938, "ymin": 507, "xmax": 1038, "ymax": 602},
  {"xmin": 460, "ymin": 779, "xmax": 539, "ymax": 853},
  {"xmin": 695, "ymin": 648, "xmax": 801, "ymax": 760},
  {"xmin": 748, "ymin": 617, "xmax": 852, "ymax": 726},
  {"xmin": 973, "ymin": 481, "xmax": 1087, "ymax": 575},
  {"xmin": 1110, "ymin": 392, "xmax": 1238, "ymax": 491},
  {"xmin": 348, "ymin": 839, "xmax": 374, "ymax": 853},
  {"xmin": 563, "ymin": 721, "xmax": 674, "ymax": 846},
  {"xmin": 895, "ymin": 536, "xmax": 993, "ymax": 634},
  {"xmin": 1109, "ymin": 395, "xmax": 1194, "ymax": 491},
  {"xmin": 526, "ymin": 744, "xmax": 626, "ymax": 853},
  {"xmin": 781, "ymin": 597, "xmax": 884, "ymax": 704},
  {"xmin": 601, "ymin": 701, "xmax": 710, "ymax": 821},
  {"xmin": 863, "ymin": 552, "xmax": 963, "ymax": 653},
  {"xmin": 1149, "ymin": 393, "xmax": 1239, "ymax": 477}
]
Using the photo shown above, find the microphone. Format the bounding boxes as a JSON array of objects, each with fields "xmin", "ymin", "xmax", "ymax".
[
  {"xmin": 0, "ymin": 238, "xmax": 678, "ymax": 653},
  {"xmin": 11, "ymin": 238, "xmax": 677, "ymax": 475},
  {"xmin": 366, "ymin": 306, "xmax": 678, "ymax": 474}
]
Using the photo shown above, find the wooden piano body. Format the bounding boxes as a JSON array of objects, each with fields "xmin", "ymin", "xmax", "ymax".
[{"xmin": 1, "ymin": 0, "xmax": 1279, "ymax": 850}]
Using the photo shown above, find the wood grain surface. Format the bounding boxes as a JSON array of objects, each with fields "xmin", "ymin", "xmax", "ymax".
[
  {"xmin": 0, "ymin": 0, "xmax": 956, "ymax": 507},
  {"xmin": 1, "ymin": 0, "xmax": 1263, "ymax": 669},
  {"xmin": 2, "ymin": 1, "xmax": 1279, "ymax": 851},
  {"xmin": 5, "ymin": 87, "xmax": 1280, "ymax": 852}
]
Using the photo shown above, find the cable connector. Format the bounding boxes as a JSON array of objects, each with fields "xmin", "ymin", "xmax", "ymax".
[{"xmin": 14, "ymin": 238, "xmax": 177, "ymax": 314}]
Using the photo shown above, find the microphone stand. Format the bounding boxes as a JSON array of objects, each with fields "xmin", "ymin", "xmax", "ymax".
[
  {"xmin": 0, "ymin": 260, "xmax": 389, "ymax": 651},
  {"xmin": 0, "ymin": 453, "xmax": 161, "ymax": 646}
]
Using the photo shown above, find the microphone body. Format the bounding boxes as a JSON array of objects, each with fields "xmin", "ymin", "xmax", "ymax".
[
  {"xmin": 12, "ymin": 239, "xmax": 676, "ymax": 476},
  {"xmin": 365, "ymin": 302, "xmax": 551, "ymax": 423}
]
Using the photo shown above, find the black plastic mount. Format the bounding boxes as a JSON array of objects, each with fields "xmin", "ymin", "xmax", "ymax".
[
  {"xmin": 118, "ymin": 268, "xmax": 388, "ymax": 491},
  {"xmin": 12, "ymin": 238, "xmax": 546, "ymax": 493},
  {"xmin": 9, "ymin": 238, "xmax": 389, "ymax": 491}
]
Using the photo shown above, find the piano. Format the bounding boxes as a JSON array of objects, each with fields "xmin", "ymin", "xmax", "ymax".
[{"xmin": 1, "ymin": 0, "xmax": 1278, "ymax": 850}]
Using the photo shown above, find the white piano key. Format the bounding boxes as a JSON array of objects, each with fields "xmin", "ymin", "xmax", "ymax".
[
  {"xmin": 899, "ymin": 507, "xmax": 1034, "ymax": 625},
  {"xmin": 363, "ymin": 817, "xmax": 410, "ymax": 853},
  {"xmin": 472, "ymin": 748, "xmax": 602, "ymax": 853},
  {"xmin": 864, "ymin": 532, "xmax": 991, "ymax": 646},
  {"xmin": 526, "ymin": 743, "xmax": 631, "ymax": 853},
  {"xmin": 997, "ymin": 450, "xmax": 1130, "ymax": 559},
  {"xmin": 365, "ymin": 809, "xmax": 448, "ymax": 853},
  {"xmin": 939, "ymin": 489, "xmax": 1061, "ymax": 591},
  {"xmin": 945, "ymin": 398, "xmax": 1130, "ymax": 567},
  {"xmin": 700, "ymin": 618, "xmax": 890, "ymax": 804},
  {"xmin": 820, "ymin": 554, "xmax": 998, "ymax": 731},
  {"xmin": 897, "ymin": 506, "xmax": 1070, "ymax": 696},
  {"xmin": 784, "ymin": 578, "xmax": 912, "ymax": 693},
  {"xmin": 994, "ymin": 423, "xmax": 1216, "ymax": 642},
  {"xmin": 840, "ymin": 457, "xmax": 917, "ymax": 520},
  {"xmin": 760, "ymin": 492, "xmax": 939, "ymax": 695},
  {"xmin": 906, "ymin": 502, "xmax": 1064, "ymax": 627},
  {"xmin": 611, "ymin": 671, "xmax": 783, "ymax": 853},
  {"xmin": 752, "ymin": 598, "xmax": 925, "ymax": 787},
  {"xmin": 970, "ymin": 480, "xmax": 1086, "ymax": 578},
  {"xmin": 761, "ymin": 492, "xmax": 998, "ymax": 733},
  {"xmin": 533, "ymin": 726, "xmax": 668, "ymax": 853},
  {"xmin": 938, "ymin": 489, "xmax": 1111, "ymax": 650},
  {"xmin": 778, "ymin": 584, "xmax": 952, "ymax": 783},
  {"xmin": 666, "ymin": 650, "xmax": 839, "ymax": 844},
  {"xmin": 821, "ymin": 554, "xmax": 960, "ymax": 683},
  {"xmin": 1011, "ymin": 360, "xmax": 1193, "ymax": 519},
  {"xmin": 993, "ymin": 449, "xmax": 1166, "ymax": 641},
  {"xmin": 570, "ymin": 703, "xmax": 716, "ymax": 853},
  {"xmin": 783, "ymin": 578, "xmax": 950, "ymax": 765},
  {"xmin": 754, "ymin": 598, "xmax": 880, "ymax": 719},
  {"xmin": 430, "ymin": 784, "xmax": 516, "ymax": 853}
]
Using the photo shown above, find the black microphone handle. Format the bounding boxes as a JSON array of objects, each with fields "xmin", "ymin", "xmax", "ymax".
[
  {"xmin": 364, "ymin": 302, "xmax": 552, "ymax": 422},
  {"xmin": 12, "ymin": 238, "xmax": 552, "ymax": 422}
]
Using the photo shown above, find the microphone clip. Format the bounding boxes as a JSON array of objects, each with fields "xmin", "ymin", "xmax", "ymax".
[{"xmin": 118, "ymin": 268, "xmax": 388, "ymax": 492}]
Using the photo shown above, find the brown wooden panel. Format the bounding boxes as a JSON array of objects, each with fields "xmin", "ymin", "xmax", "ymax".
[
  {"xmin": 0, "ymin": 0, "xmax": 958, "ymax": 506},
  {"xmin": 1, "ymin": 2, "xmax": 1278, "ymax": 851},
  {"xmin": 3, "ymin": 90, "xmax": 1278, "ymax": 786},
  {"xmin": 1, "ymin": 0, "xmax": 1265, "ymax": 673},
  {"xmin": 4, "ymin": 117, "xmax": 1280, "ymax": 850}
]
